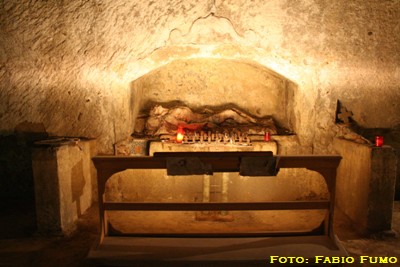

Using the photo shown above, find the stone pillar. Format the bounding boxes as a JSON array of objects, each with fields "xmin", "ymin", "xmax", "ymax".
[
  {"xmin": 32, "ymin": 139, "xmax": 97, "ymax": 235},
  {"xmin": 333, "ymin": 138, "xmax": 397, "ymax": 234}
]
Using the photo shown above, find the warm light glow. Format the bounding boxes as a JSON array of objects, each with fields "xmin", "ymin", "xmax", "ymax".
[
  {"xmin": 176, "ymin": 126, "xmax": 185, "ymax": 143},
  {"xmin": 176, "ymin": 132, "xmax": 184, "ymax": 143},
  {"xmin": 375, "ymin": 136, "xmax": 384, "ymax": 147}
]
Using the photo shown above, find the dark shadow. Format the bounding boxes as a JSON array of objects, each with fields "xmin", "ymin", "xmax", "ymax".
[
  {"xmin": 71, "ymin": 159, "xmax": 86, "ymax": 217},
  {"xmin": 0, "ymin": 122, "xmax": 48, "ymax": 238}
]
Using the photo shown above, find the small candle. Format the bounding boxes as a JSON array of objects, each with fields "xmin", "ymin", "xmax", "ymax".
[
  {"xmin": 264, "ymin": 132, "xmax": 270, "ymax": 142},
  {"xmin": 375, "ymin": 135, "xmax": 383, "ymax": 147},
  {"xmin": 176, "ymin": 126, "xmax": 185, "ymax": 143},
  {"xmin": 176, "ymin": 132, "xmax": 184, "ymax": 143}
]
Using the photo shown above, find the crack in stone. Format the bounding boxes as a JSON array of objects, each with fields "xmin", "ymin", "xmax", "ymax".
[
  {"xmin": 137, "ymin": 2, "xmax": 246, "ymax": 61},
  {"xmin": 168, "ymin": 12, "xmax": 244, "ymax": 42}
]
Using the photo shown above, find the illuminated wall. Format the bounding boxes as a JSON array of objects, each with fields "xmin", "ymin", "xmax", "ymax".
[{"xmin": 1, "ymin": 0, "xmax": 399, "ymax": 153}]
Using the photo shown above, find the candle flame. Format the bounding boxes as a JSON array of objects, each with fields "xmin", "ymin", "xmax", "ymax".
[{"xmin": 176, "ymin": 132, "xmax": 184, "ymax": 143}]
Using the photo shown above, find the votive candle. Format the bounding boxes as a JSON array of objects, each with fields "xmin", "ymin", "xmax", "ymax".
[{"xmin": 375, "ymin": 135, "xmax": 383, "ymax": 147}]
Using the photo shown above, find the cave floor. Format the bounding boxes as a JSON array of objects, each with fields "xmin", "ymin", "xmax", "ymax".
[{"xmin": 0, "ymin": 200, "xmax": 399, "ymax": 267}]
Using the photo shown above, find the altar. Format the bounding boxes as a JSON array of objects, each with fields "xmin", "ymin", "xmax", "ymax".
[{"xmin": 86, "ymin": 152, "xmax": 347, "ymax": 266}]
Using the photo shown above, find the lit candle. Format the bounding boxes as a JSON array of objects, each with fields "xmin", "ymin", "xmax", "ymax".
[
  {"xmin": 176, "ymin": 132, "xmax": 184, "ymax": 143},
  {"xmin": 375, "ymin": 135, "xmax": 383, "ymax": 147},
  {"xmin": 176, "ymin": 126, "xmax": 184, "ymax": 143}
]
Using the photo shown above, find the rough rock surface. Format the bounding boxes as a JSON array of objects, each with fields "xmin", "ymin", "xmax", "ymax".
[{"xmin": 1, "ymin": 0, "xmax": 399, "ymax": 153}]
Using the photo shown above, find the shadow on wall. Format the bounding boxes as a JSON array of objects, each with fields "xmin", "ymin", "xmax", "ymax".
[
  {"xmin": 0, "ymin": 122, "xmax": 48, "ymax": 199},
  {"xmin": 335, "ymin": 102, "xmax": 400, "ymax": 200},
  {"xmin": 71, "ymin": 159, "xmax": 86, "ymax": 217}
]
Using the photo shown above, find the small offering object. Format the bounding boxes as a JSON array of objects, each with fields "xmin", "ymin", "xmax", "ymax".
[
  {"xmin": 264, "ymin": 132, "xmax": 270, "ymax": 141},
  {"xmin": 375, "ymin": 135, "xmax": 383, "ymax": 147}
]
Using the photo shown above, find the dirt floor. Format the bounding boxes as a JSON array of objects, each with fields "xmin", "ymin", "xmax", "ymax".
[{"xmin": 0, "ymin": 199, "xmax": 399, "ymax": 267}]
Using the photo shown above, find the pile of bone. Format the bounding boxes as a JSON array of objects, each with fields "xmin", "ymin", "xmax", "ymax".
[{"xmin": 134, "ymin": 105, "xmax": 277, "ymax": 138}]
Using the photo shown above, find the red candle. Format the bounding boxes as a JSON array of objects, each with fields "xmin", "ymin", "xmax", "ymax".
[
  {"xmin": 264, "ymin": 132, "xmax": 270, "ymax": 141},
  {"xmin": 375, "ymin": 135, "xmax": 383, "ymax": 147}
]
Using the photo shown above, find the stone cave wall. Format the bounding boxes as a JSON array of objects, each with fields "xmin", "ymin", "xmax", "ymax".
[
  {"xmin": 1, "ymin": 1, "xmax": 400, "ymax": 199},
  {"xmin": 131, "ymin": 58, "xmax": 296, "ymax": 134}
]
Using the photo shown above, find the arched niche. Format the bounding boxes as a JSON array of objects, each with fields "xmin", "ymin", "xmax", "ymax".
[{"xmin": 130, "ymin": 58, "xmax": 297, "ymax": 134}]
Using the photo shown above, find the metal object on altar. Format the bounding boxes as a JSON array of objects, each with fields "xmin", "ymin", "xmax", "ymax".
[
  {"xmin": 166, "ymin": 157, "xmax": 213, "ymax": 176},
  {"xmin": 239, "ymin": 153, "xmax": 279, "ymax": 176}
]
